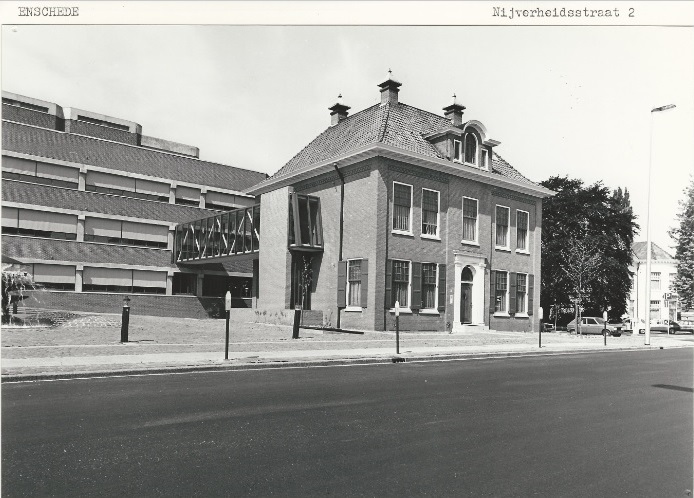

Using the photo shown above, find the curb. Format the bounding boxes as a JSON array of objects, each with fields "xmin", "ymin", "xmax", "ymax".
[{"xmin": 2, "ymin": 344, "xmax": 686, "ymax": 383}]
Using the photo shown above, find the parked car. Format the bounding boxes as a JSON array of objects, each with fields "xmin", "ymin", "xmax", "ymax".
[
  {"xmin": 567, "ymin": 317, "xmax": 620, "ymax": 336},
  {"xmin": 638, "ymin": 321, "xmax": 694, "ymax": 335}
]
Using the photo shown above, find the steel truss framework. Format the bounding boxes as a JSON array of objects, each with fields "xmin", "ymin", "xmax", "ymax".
[{"xmin": 174, "ymin": 205, "xmax": 260, "ymax": 263}]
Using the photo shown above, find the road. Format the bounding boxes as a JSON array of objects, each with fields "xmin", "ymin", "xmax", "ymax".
[{"xmin": 3, "ymin": 349, "xmax": 692, "ymax": 497}]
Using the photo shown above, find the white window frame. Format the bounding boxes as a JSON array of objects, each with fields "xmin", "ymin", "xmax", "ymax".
[
  {"xmin": 345, "ymin": 258, "xmax": 363, "ymax": 311},
  {"xmin": 464, "ymin": 133, "xmax": 478, "ymax": 167},
  {"xmin": 420, "ymin": 262, "xmax": 439, "ymax": 313},
  {"xmin": 495, "ymin": 205, "xmax": 511, "ymax": 251},
  {"xmin": 392, "ymin": 181, "xmax": 413, "ymax": 236},
  {"xmin": 516, "ymin": 209, "xmax": 530, "ymax": 254},
  {"xmin": 481, "ymin": 149, "xmax": 489, "ymax": 170},
  {"xmin": 462, "ymin": 196, "xmax": 479, "ymax": 246},
  {"xmin": 650, "ymin": 272, "xmax": 661, "ymax": 290},
  {"xmin": 453, "ymin": 139, "xmax": 463, "ymax": 162},
  {"xmin": 516, "ymin": 273, "xmax": 528, "ymax": 317},
  {"xmin": 390, "ymin": 259, "xmax": 412, "ymax": 313},
  {"xmin": 494, "ymin": 270, "xmax": 509, "ymax": 316},
  {"xmin": 421, "ymin": 188, "xmax": 440, "ymax": 240}
]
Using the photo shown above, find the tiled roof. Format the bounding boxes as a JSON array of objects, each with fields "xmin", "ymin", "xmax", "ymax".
[
  {"xmin": 251, "ymin": 101, "xmax": 537, "ymax": 191},
  {"xmin": 633, "ymin": 241, "xmax": 674, "ymax": 260},
  {"xmin": 2, "ymin": 180, "xmax": 221, "ymax": 224},
  {"xmin": 2, "ymin": 235, "xmax": 173, "ymax": 267},
  {"xmin": 2, "ymin": 121, "xmax": 267, "ymax": 193},
  {"xmin": 2, "ymin": 235, "xmax": 254, "ymax": 274}
]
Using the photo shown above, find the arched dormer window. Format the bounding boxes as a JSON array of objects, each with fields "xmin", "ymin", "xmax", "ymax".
[{"xmin": 464, "ymin": 133, "xmax": 478, "ymax": 165}]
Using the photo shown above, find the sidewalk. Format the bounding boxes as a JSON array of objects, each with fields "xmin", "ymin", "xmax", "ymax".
[{"xmin": 2, "ymin": 313, "xmax": 692, "ymax": 381}]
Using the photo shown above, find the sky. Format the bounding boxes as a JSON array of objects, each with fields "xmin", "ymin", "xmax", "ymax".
[{"xmin": 1, "ymin": 5, "xmax": 692, "ymax": 253}]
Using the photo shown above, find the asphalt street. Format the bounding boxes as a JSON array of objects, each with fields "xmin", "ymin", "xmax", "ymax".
[{"xmin": 2, "ymin": 349, "xmax": 692, "ymax": 497}]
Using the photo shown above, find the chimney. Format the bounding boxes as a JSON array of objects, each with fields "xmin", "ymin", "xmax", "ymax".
[
  {"xmin": 378, "ymin": 70, "xmax": 402, "ymax": 105},
  {"xmin": 328, "ymin": 94, "xmax": 350, "ymax": 126},
  {"xmin": 442, "ymin": 94, "xmax": 466, "ymax": 126}
]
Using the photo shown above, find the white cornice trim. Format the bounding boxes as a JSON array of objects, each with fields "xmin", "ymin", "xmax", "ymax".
[{"xmin": 248, "ymin": 143, "xmax": 554, "ymax": 198}]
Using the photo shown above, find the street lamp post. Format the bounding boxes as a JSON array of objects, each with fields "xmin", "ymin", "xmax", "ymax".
[{"xmin": 645, "ymin": 104, "xmax": 676, "ymax": 346}]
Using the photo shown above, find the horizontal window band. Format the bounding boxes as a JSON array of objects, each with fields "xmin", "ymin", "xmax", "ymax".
[{"xmin": 1, "ymin": 227, "xmax": 77, "ymax": 240}]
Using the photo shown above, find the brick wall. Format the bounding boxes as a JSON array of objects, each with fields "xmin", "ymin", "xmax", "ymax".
[
  {"xmin": 21, "ymin": 290, "xmax": 251, "ymax": 319},
  {"xmin": 64, "ymin": 119, "xmax": 139, "ymax": 145},
  {"xmin": 293, "ymin": 160, "xmax": 380, "ymax": 331},
  {"xmin": 256, "ymin": 186, "xmax": 292, "ymax": 310},
  {"xmin": 2, "ymin": 104, "xmax": 60, "ymax": 130},
  {"xmin": 380, "ymin": 159, "xmax": 448, "ymax": 331}
]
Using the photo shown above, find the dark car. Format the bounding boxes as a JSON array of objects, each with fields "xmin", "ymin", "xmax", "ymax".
[{"xmin": 638, "ymin": 321, "xmax": 694, "ymax": 335}]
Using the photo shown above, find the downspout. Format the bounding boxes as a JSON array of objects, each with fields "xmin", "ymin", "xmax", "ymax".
[{"xmin": 333, "ymin": 163, "xmax": 345, "ymax": 330}]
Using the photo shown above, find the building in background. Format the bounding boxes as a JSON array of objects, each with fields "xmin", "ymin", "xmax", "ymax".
[
  {"xmin": 242, "ymin": 76, "xmax": 553, "ymax": 332},
  {"xmin": 629, "ymin": 241, "xmax": 678, "ymax": 325},
  {"xmin": 1, "ymin": 91, "xmax": 267, "ymax": 318}
]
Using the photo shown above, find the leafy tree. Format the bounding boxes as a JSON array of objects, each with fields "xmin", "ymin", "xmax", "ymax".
[
  {"xmin": 1, "ymin": 268, "xmax": 36, "ymax": 323},
  {"xmin": 540, "ymin": 177, "xmax": 638, "ymax": 325},
  {"xmin": 669, "ymin": 177, "xmax": 694, "ymax": 310}
]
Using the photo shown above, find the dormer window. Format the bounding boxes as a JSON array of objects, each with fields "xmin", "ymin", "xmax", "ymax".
[
  {"xmin": 453, "ymin": 139, "xmax": 462, "ymax": 162},
  {"xmin": 465, "ymin": 133, "xmax": 478, "ymax": 165}
]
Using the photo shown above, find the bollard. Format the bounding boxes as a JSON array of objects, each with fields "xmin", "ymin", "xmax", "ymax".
[
  {"xmin": 120, "ymin": 296, "xmax": 130, "ymax": 343},
  {"xmin": 538, "ymin": 306, "xmax": 543, "ymax": 349},
  {"xmin": 395, "ymin": 301, "xmax": 400, "ymax": 355},
  {"xmin": 224, "ymin": 291, "xmax": 231, "ymax": 360}
]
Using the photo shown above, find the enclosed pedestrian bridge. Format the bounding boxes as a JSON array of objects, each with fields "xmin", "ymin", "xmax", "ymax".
[{"xmin": 173, "ymin": 193, "xmax": 324, "ymax": 264}]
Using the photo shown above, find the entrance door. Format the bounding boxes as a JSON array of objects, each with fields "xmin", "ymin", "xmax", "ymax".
[
  {"xmin": 460, "ymin": 283, "xmax": 472, "ymax": 324},
  {"xmin": 460, "ymin": 266, "xmax": 473, "ymax": 324}
]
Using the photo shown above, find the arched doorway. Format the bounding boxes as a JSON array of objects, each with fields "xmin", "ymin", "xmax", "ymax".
[{"xmin": 460, "ymin": 266, "xmax": 473, "ymax": 324}]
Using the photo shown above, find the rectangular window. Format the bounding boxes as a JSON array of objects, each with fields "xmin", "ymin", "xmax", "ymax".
[
  {"xmin": 392, "ymin": 260, "xmax": 410, "ymax": 308},
  {"xmin": 650, "ymin": 272, "xmax": 661, "ymax": 290},
  {"xmin": 481, "ymin": 149, "xmax": 489, "ymax": 169},
  {"xmin": 495, "ymin": 271, "xmax": 508, "ymax": 313},
  {"xmin": 172, "ymin": 273, "xmax": 197, "ymax": 295},
  {"xmin": 392, "ymin": 182, "xmax": 412, "ymax": 234},
  {"xmin": 495, "ymin": 205, "xmax": 510, "ymax": 248},
  {"xmin": 462, "ymin": 197, "xmax": 478, "ymax": 243},
  {"xmin": 421, "ymin": 189, "xmax": 440, "ymax": 238},
  {"xmin": 347, "ymin": 259, "xmax": 362, "ymax": 307},
  {"xmin": 517, "ymin": 210, "xmax": 529, "ymax": 251},
  {"xmin": 288, "ymin": 193, "xmax": 323, "ymax": 248},
  {"xmin": 5, "ymin": 209, "xmax": 78, "ymax": 240},
  {"xmin": 422, "ymin": 263, "xmax": 438, "ymax": 309},
  {"xmin": 516, "ymin": 273, "xmax": 527, "ymax": 313},
  {"xmin": 453, "ymin": 140, "xmax": 462, "ymax": 162},
  {"xmin": 32, "ymin": 264, "xmax": 76, "ymax": 291}
]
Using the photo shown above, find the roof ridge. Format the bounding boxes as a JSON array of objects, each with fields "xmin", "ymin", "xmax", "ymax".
[{"xmin": 396, "ymin": 102, "xmax": 451, "ymax": 122}]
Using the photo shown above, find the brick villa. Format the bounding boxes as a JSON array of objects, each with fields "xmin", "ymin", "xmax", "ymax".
[{"xmin": 2, "ymin": 76, "xmax": 553, "ymax": 331}]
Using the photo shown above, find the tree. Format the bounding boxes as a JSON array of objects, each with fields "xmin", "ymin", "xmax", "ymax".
[
  {"xmin": 669, "ymin": 177, "xmax": 694, "ymax": 310},
  {"xmin": 540, "ymin": 176, "xmax": 638, "ymax": 325},
  {"xmin": 560, "ymin": 238, "xmax": 602, "ymax": 333},
  {"xmin": 1, "ymin": 268, "xmax": 36, "ymax": 323}
]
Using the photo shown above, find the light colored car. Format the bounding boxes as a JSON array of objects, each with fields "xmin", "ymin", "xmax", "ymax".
[{"xmin": 567, "ymin": 317, "xmax": 620, "ymax": 336}]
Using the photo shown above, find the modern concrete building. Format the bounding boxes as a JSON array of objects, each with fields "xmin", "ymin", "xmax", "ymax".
[
  {"xmin": 1, "ymin": 91, "xmax": 267, "ymax": 318},
  {"xmin": 629, "ymin": 241, "xmax": 678, "ymax": 324},
  {"xmin": 239, "ymin": 76, "xmax": 554, "ymax": 332}
]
